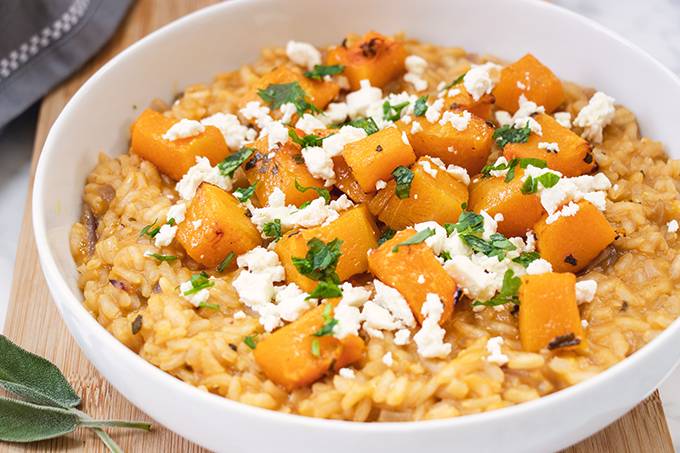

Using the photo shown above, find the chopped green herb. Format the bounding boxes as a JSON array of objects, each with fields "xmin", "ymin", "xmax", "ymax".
[
  {"xmin": 146, "ymin": 253, "xmax": 177, "ymax": 262},
  {"xmin": 310, "ymin": 338, "xmax": 321, "ymax": 357},
  {"xmin": 198, "ymin": 302, "xmax": 220, "ymax": 310},
  {"xmin": 304, "ymin": 64, "xmax": 344, "ymax": 80},
  {"xmin": 139, "ymin": 219, "xmax": 161, "ymax": 238},
  {"xmin": 183, "ymin": 271, "xmax": 215, "ymax": 296},
  {"xmin": 378, "ymin": 228, "xmax": 396, "ymax": 245},
  {"xmin": 442, "ymin": 71, "xmax": 467, "ymax": 91},
  {"xmin": 512, "ymin": 251, "xmax": 541, "ymax": 268},
  {"xmin": 392, "ymin": 166, "xmax": 414, "ymax": 199},
  {"xmin": 218, "ymin": 146, "xmax": 255, "ymax": 177},
  {"xmin": 167, "ymin": 218, "xmax": 176, "ymax": 226},
  {"xmin": 257, "ymin": 81, "xmax": 319, "ymax": 115},
  {"xmin": 244, "ymin": 335, "xmax": 258, "ymax": 349},
  {"xmin": 292, "ymin": 238, "xmax": 343, "ymax": 283},
  {"xmin": 295, "ymin": 179, "xmax": 330, "ymax": 203},
  {"xmin": 263, "ymin": 219, "xmax": 282, "ymax": 241},
  {"xmin": 382, "ymin": 100, "xmax": 410, "ymax": 122},
  {"xmin": 234, "ymin": 182, "xmax": 257, "ymax": 202},
  {"xmin": 217, "ymin": 252, "xmax": 236, "ymax": 272},
  {"xmin": 461, "ymin": 201, "xmax": 468, "ymax": 210},
  {"xmin": 347, "ymin": 117, "xmax": 379, "ymax": 135},
  {"xmin": 472, "ymin": 269, "xmax": 521, "ymax": 307},
  {"xmin": 314, "ymin": 304, "xmax": 339, "ymax": 336},
  {"xmin": 289, "ymin": 129, "xmax": 324, "ymax": 148},
  {"xmin": 445, "ymin": 211, "xmax": 484, "ymax": 236},
  {"xmin": 493, "ymin": 124, "xmax": 531, "ymax": 149},
  {"xmin": 308, "ymin": 281, "xmax": 343, "ymax": 300},
  {"xmin": 521, "ymin": 172, "xmax": 560, "ymax": 194},
  {"xmin": 392, "ymin": 228, "xmax": 435, "ymax": 253},
  {"xmin": 463, "ymin": 232, "xmax": 517, "ymax": 260},
  {"xmin": 299, "ymin": 200, "xmax": 312, "ymax": 209},
  {"xmin": 440, "ymin": 250, "xmax": 452, "ymax": 261},
  {"xmin": 414, "ymin": 95, "xmax": 428, "ymax": 117}
]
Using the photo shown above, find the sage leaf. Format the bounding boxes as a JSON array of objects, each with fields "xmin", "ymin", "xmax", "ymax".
[
  {"xmin": 0, "ymin": 397, "xmax": 78, "ymax": 442},
  {"xmin": 0, "ymin": 335, "xmax": 80, "ymax": 409}
]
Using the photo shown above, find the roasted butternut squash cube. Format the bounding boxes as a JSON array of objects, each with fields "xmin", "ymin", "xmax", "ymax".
[
  {"xmin": 131, "ymin": 109, "xmax": 230, "ymax": 180},
  {"xmin": 254, "ymin": 301, "xmax": 365, "ymax": 390},
  {"xmin": 326, "ymin": 32, "xmax": 407, "ymax": 90},
  {"xmin": 519, "ymin": 272, "xmax": 585, "ymax": 352},
  {"xmin": 276, "ymin": 205, "xmax": 379, "ymax": 292},
  {"xmin": 368, "ymin": 229, "xmax": 456, "ymax": 325},
  {"xmin": 503, "ymin": 114, "xmax": 594, "ymax": 177},
  {"xmin": 368, "ymin": 156, "xmax": 468, "ymax": 230},
  {"xmin": 535, "ymin": 200, "xmax": 616, "ymax": 273},
  {"xmin": 239, "ymin": 66, "xmax": 339, "ymax": 112},
  {"xmin": 342, "ymin": 127, "xmax": 416, "ymax": 193},
  {"xmin": 176, "ymin": 183, "xmax": 262, "ymax": 267},
  {"xmin": 401, "ymin": 110, "xmax": 494, "ymax": 176},
  {"xmin": 468, "ymin": 168, "xmax": 544, "ymax": 238},
  {"xmin": 493, "ymin": 53, "xmax": 565, "ymax": 114},
  {"xmin": 443, "ymin": 85, "xmax": 495, "ymax": 121},
  {"xmin": 332, "ymin": 156, "xmax": 371, "ymax": 203},
  {"xmin": 244, "ymin": 134, "xmax": 324, "ymax": 207}
]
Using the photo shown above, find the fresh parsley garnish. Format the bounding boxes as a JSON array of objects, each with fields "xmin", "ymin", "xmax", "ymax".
[
  {"xmin": 146, "ymin": 253, "xmax": 177, "ymax": 262},
  {"xmin": 440, "ymin": 250, "xmax": 452, "ymax": 261},
  {"xmin": 480, "ymin": 157, "xmax": 547, "ymax": 182},
  {"xmin": 382, "ymin": 100, "xmax": 410, "ymax": 122},
  {"xmin": 257, "ymin": 81, "xmax": 319, "ymax": 115},
  {"xmin": 493, "ymin": 124, "xmax": 531, "ymax": 148},
  {"xmin": 263, "ymin": 219, "xmax": 282, "ymax": 241},
  {"xmin": 392, "ymin": 228, "xmax": 435, "ymax": 253},
  {"xmin": 292, "ymin": 238, "xmax": 343, "ymax": 283},
  {"xmin": 347, "ymin": 117, "xmax": 379, "ymax": 135},
  {"xmin": 521, "ymin": 172, "xmax": 560, "ymax": 194},
  {"xmin": 304, "ymin": 64, "xmax": 344, "ymax": 80},
  {"xmin": 378, "ymin": 228, "xmax": 396, "ymax": 245},
  {"xmin": 392, "ymin": 166, "xmax": 414, "ymax": 199},
  {"xmin": 413, "ymin": 95, "xmax": 428, "ymax": 117},
  {"xmin": 473, "ymin": 270, "xmax": 521, "ymax": 307},
  {"xmin": 234, "ymin": 182, "xmax": 257, "ymax": 202},
  {"xmin": 442, "ymin": 71, "xmax": 467, "ymax": 91},
  {"xmin": 307, "ymin": 281, "xmax": 343, "ymax": 299},
  {"xmin": 244, "ymin": 335, "xmax": 258, "ymax": 349},
  {"xmin": 313, "ymin": 303, "xmax": 338, "ymax": 336},
  {"xmin": 217, "ymin": 252, "xmax": 236, "ymax": 272},
  {"xmin": 183, "ymin": 271, "xmax": 214, "ymax": 296},
  {"xmin": 139, "ymin": 219, "xmax": 161, "ymax": 238},
  {"xmin": 289, "ymin": 129, "xmax": 324, "ymax": 148},
  {"xmin": 218, "ymin": 146, "xmax": 255, "ymax": 177},
  {"xmin": 445, "ymin": 211, "xmax": 484, "ymax": 236},
  {"xmin": 198, "ymin": 302, "xmax": 220, "ymax": 310},
  {"xmin": 295, "ymin": 180, "xmax": 330, "ymax": 203},
  {"xmin": 512, "ymin": 251, "xmax": 540, "ymax": 268},
  {"xmin": 463, "ymin": 233, "xmax": 516, "ymax": 260},
  {"xmin": 310, "ymin": 338, "xmax": 321, "ymax": 357}
]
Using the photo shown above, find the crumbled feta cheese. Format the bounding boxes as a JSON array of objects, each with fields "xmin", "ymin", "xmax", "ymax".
[
  {"xmin": 404, "ymin": 55, "xmax": 428, "ymax": 91},
  {"xmin": 302, "ymin": 146, "xmax": 335, "ymax": 183},
  {"xmin": 540, "ymin": 173, "xmax": 611, "ymax": 215},
  {"xmin": 417, "ymin": 274, "xmax": 425, "ymax": 284},
  {"xmin": 319, "ymin": 102, "xmax": 349, "ymax": 126},
  {"xmin": 480, "ymin": 210, "xmax": 498, "ymax": 240},
  {"xmin": 463, "ymin": 62, "xmax": 502, "ymax": 101},
  {"xmin": 236, "ymin": 246, "xmax": 285, "ymax": 282},
  {"xmin": 201, "ymin": 113, "xmax": 256, "ymax": 150},
  {"xmin": 516, "ymin": 80, "xmax": 527, "ymax": 90},
  {"xmin": 546, "ymin": 201, "xmax": 580, "ymax": 225},
  {"xmin": 274, "ymin": 283, "xmax": 314, "ymax": 322},
  {"xmin": 574, "ymin": 92, "xmax": 616, "ymax": 143},
  {"xmin": 444, "ymin": 255, "xmax": 496, "ymax": 301},
  {"xmin": 179, "ymin": 280, "xmax": 210, "ymax": 307},
  {"xmin": 295, "ymin": 114, "xmax": 327, "ymax": 134},
  {"xmin": 401, "ymin": 131, "xmax": 410, "ymax": 145},
  {"xmin": 261, "ymin": 120, "xmax": 289, "ymax": 150},
  {"xmin": 176, "ymin": 157, "xmax": 232, "ymax": 201},
  {"xmin": 394, "ymin": 328, "xmax": 411, "ymax": 346},
  {"xmin": 410, "ymin": 120, "xmax": 423, "ymax": 134},
  {"xmin": 486, "ymin": 336, "xmax": 508, "ymax": 366},
  {"xmin": 488, "ymin": 156, "xmax": 509, "ymax": 178},
  {"xmin": 375, "ymin": 179, "xmax": 387, "ymax": 190},
  {"xmin": 285, "ymin": 40, "xmax": 321, "ymax": 69},
  {"xmin": 668, "ymin": 219, "xmax": 679, "ymax": 233},
  {"xmin": 414, "ymin": 221, "xmax": 448, "ymax": 255},
  {"xmin": 419, "ymin": 160, "xmax": 438, "ymax": 178},
  {"xmin": 154, "ymin": 224, "xmax": 177, "ymax": 247},
  {"xmin": 162, "ymin": 118, "xmax": 205, "ymax": 141},
  {"xmin": 321, "ymin": 125, "xmax": 367, "ymax": 157},
  {"xmin": 439, "ymin": 110, "xmax": 471, "ymax": 131},
  {"xmin": 413, "ymin": 293, "xmax": 451, "ymax": 358},
  {"xmin": 401, "ymin": 114, "xmax": 413, "ymax": 125},
  {"xmin": 338, "ymin": 368, "xmax": 355, "ymax": 379},
  {"xmin": 447, "ymin": 88, "xmax": 461, "ymax": 98},
  {"xmin": 575, "ymin": 280, "xmax": 598, "ymax": 304},
  {"xmin": 525, "ymin": 231, "xmax": 536, "ymax": 252},
  {"xmin": 346, "ymin": 80, "xmax": 383, "ymax": 119},
  {"xmin": 425, "ymin": 98, "xmax": 444, "ymax": 123},
  {"xmin": 526, "ymin": 258, "xmax": 553, "ymax": 275},
  {"xmin": 382, "ymin": 351, "xmax": 394, "ymax": 367},
  {"xmin": 554, "ymin": 111, "xmax": 572, "ymax": 129},
  {"xmin": 166, "ymin": 202, "xmax": 186, "ymax": 224},
  {"xmin": 239, "ymin": 101, "xmax": 273, "ymax": 129},
  {"xmin": 233, "ymin": 310, "xmax": 247, "ymax": 320},
  {"xmin": 495, "ymin": 110, "xmax": 513, "ymax": 127},
  {"xmin": 513, "ymin": 95, "xmax": 545, "ymax": 135},
  {"xmin": 538, "ymin": 141, "xmax": 560, "ymax": 153},
  {"xmin": 191, "ymin": 219, "xmax": 202, "ymax": 228},
  {"xmin": 371, "ymin": 280, "xmax": 416, "ymax": 327},
  {"xmin": 332, "ymin": 283, "xmax": 370, "ymax": 339},
  {"xmin": 425, "ymin": 157, "xmax": 470, "ymax": 185},
  {"xmin": 279, "ymin": 102, "xmax": 298, "ymax": 124}
]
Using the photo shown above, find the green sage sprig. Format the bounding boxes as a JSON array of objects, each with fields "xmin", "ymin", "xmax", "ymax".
[{"xmin": 0, "ymin": 335, "xmax": 151, "ymax": 451}]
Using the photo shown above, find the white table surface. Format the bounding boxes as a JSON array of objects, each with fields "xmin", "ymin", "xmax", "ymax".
[{"xmin": 0, "ymin": 0, "xmax": 678, "ymax": 448}]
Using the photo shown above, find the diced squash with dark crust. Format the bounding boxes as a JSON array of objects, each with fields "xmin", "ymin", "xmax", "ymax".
[
  {"xmin": 326, "ymin": 32, "xmax": 407, "ymax": 90},
  {"xmin": 503, "ymin": 113, "xmax": 595, "ymax": 177},
  {"xmin": 468, "ymin": 168, "xmax": 544, "ymax": 238},
  {"xmin": 493, "ymin": 53, "xmax": 565, "ymax": 114},
  {"xmin": 534, "ymin": 200, "xmax": 616, "ymax": 273},
  {"xmin": 239, "ymin": 66, "xmax": 339, "ymax": 112},
  {"xmin": 131, "ymin": 109, "xmax": 230, "ymax": 180},
  {"xmin": 254, "ymin": 301, "xmax": 365, "ymax": 390},
  {"xmin": 332, "ymin": 156, "xmax": 372, "ymax": 203},
  {"xmin": 244, "ymin": 133, "xmax": 324, "ymax": 207},
  {"xmin": 518, "ymin": 272, "xmax": 585, "ymax": 352},
  {"xmin": 368, "ymin": 229, "xmax": 456, "ymax": 325},
  {"xmin": 368, "ymin": 156, "xmax": 468, "ymax": 230},
  {"xmin": 176, "ymin": 183, "xmax": 262, "ymax": 267},
  {"xmin": 276, "ymin": 205, "xmax": 379, "ymax": 292},
  {"xmin": 342, "ymin": 127, "xmax": 416, "ymax": 193},
  {"xmin": 401, "ymin": 109, "xmax": 494, "ymax": 176},
  {"xmin": 443, "ymin": 85, "xmax": 495, "ymax": 121}
]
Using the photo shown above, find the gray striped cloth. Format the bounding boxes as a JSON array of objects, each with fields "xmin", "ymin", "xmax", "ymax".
[{"xmin": 0, "ymin": 0, "xmax": 133, "ymax": 129}]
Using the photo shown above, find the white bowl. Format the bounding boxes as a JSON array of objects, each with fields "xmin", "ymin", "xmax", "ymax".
[{"xmin": 32, "ymin": 0, "xmax": 680, "ymax": 451}]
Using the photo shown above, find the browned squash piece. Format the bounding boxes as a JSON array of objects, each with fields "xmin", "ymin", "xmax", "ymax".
[
  {"xmin": 368, "ymin": 229, "xmax": 456, "ymax": 325},
  {"xmin": 176, "ymin": 183, "xmax": 262, "ymax": 267},
  {"xmin": 503, "ymin": 113, "xmax": 594, "ymax": 177},
  {"xmin": 534, "ymin": 200, "xmax": 616, "ymax": 273},
  {"xmin": 368, "ymin": 156, "xmax": 468, "ymax": 230},
  {"xmin": 468, "ymin": 168, "xmax": 544, "ymax": 238},
  {"xmin": 239, "ymin": 66, "xmax": 339, "ymax": 111},
  {"xmin": 443, "ymin": 85, "xmax": 495, "ymax": 121},
  {"xmin": 401, "ymin": 109, "xmax": 494, "ymax": 176},
  {"xmin": 254, "ymin": 301, "xmax": 365, "ymax": 390},
  {"xmin": 326, "ymin": 31, "xmax": 407, "ymax": 90},
  {"xmin": 332, "ymin": 156, "xmax": 371, "ymax": 203},
  {"xmin": 276, "ymin": 205, "xmax": 379, "ymax": 292},
  {"xmin": 493, "ymin": 53, "xmax": 565, "ymax": 114},
  {"xmin": 518, "ymin": 272, "xmax": 585, "ymax": 352},
  {"xmin": 342, "ymin": 127, "xmax": 416, "ymax": 193},
  {"xmin": 130, "ymin": 109, "xmax": 230, "ymax": 180},
  {"xmin": 244, "ymin": 133, "xmax": 325, "ymax": 207}
]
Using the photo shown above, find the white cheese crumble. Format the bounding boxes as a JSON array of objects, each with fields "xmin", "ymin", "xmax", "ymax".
[
  {"xmin": 175, "ymin": 156, "xmax": 232, "ymax": 201},
  {"xmin": 279, "ymin": 102, "xmax": 298, "ymax": 125},
  {"xmin": 162, "ymin": 118, "xmax": 205, "ymax": 141},
  {"xmin": 538, "ymin": 141, "xmax": 560, "ymax": 153},
  {"xmin": 403, "ymin": 55, "xmax": 428, "ymax": 92},
  {"xmin": 444, "ymin": 255, "xmax": 496, "ymax": 301},
  {"xmin": 401, "ymin": 131, "xmax": 410, "ymax": 145},
  {"xmin": 200, "ymin": 113, "xmax": 256, "ymax": 150},
  {"xmin": 553, "ymin": 111, "xmax": 572, "ymax": 129},
  {"xmin": 417, "ymin": 274, "xmax": 425, "ymax": 284},
  {"xmin": 285, "ymin": 40, "xmax": 321, "ymax": 69},
  {"xmin": 319, "ymin": 102, "xmax": 349, "ymax": 126},
  {"xmin": 179, "ymin": 279, "xmax": 210, "ymax": 307},
  {"xmin": 321, "ymin": 125, "xmax": 367, "ymax": 157},
  {"xmin": 463, "ymin": 62, "xmax": 502, "ymax": 101},
  {"xmin": 154, "ymin": 224, "xmax": 177, "ymax": 247},
  {"xmin": 338, "ymin": 368, "xmax": 356, "ymax": 379},
  {"xmin": 302, "ymin": 146, "xmax": 335, "ymax": 184},
  {"xmin": 426, "ymin": 157, "xmax": 470, "ymax": 185},
  {"xmin": 346, "ymin": 79, "xmax": 383, "ymax": 119},
  {"xmin": 261, "ymin": 120, "xmax": 290, "ymax": 150},
  {"xmin": 394, "ymin": 328, "xmax": 411, "ymax": 346},
  {"xmin": 375, "ymin": 179, "xmax": 387, "ymax": 191},
  {"xmin": 295, "ymin": 113, "xmax": 327, "ymax": 134},
  {"xmin": 239, "ymin": 101, "xmax": 273, "ymax": 129},
  {"xmin": 540, "ymin": 172, "xmax": 611, "ymax": 215},
  {"xmin": 486, "ymin": 336, "xmax": 508, "ymax": 366},
  {"xmin": 166, "ymin": 202, "xmax": 186, "ymax": 224},
  {"xmin": 414, "ymin": 221, "xmax": 448, "ymax": 255},
  {"xmin": 526, "ymin": 258, "xmax": 553, "ymax": 275},
  {"xmin": 332, "ymin": 282, "xmax": 371, "ymax": 339},
  {"xmin": 382, "ymin": 351, "xmax": 394, "ymax": 367},
  {"xmin": 420, "ymin": 160, "xmax": 438, "ymax": 178},
  {"xmin": 439, "ymin": 109, "xmax": 471, "ymax": 131},
  {"xmin": 574, "ymin": 91, "xmax": 616, "ymax": 143},
  {"xmin": 513, "ymin": 94, "xmax": 545, "ymax": 135},
  {"xmin": 425, "ymin": 98, "xmax": 444, "ymax": 123},
  {"xmin": 233, "ymin": 310, "xmax": 247, "ymax": 320},
  {"xmin": 410, "ymin": 120, "xmax": 423, "ymax": 134},
  {"xmin": 575, "ymin": 280, "xmax": 598, "ymax": 304},
  {"xmin": 545, "ymin": 201, "xmax": 581, "ymax": 225},
  {"xmin": 361, "ymin": 280, "xmax": 416, "ymax": 338},
  {"xmin": 667, "ymin": 219, "xmax": 679, "ymax": 233},
  {"xmin": 495, "ymin": 110, "xmax": 512, "ymax": 127},
  {"xmin": 413, "ymin": 293, "xmax": 451, "ymax": 358}
]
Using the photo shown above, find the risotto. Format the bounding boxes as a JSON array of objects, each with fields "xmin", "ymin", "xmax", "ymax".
[{"xmin": 69, "ymin": 33, "xmax": 680, "ymax": 421}]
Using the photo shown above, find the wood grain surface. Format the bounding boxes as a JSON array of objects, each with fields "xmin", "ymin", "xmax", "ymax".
[{"xmin": 0, "ymin": 0, "xmax": 674, "ymax": 452}]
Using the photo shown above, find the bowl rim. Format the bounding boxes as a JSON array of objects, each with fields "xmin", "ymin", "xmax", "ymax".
[{"xmin": 32, "ymin": 0, "xmax": 680, "ymax": 433}]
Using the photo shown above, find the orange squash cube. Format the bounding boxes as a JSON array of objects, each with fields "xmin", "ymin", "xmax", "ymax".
[
  {"xmin": 130, "ymin": 109, "xmax": 230, "ymax": 180},
  {"xmin": 326, "ymin": 32, "xmax": 407, "ymax": 90},
  {"xmin": 342, "ymin": 127, "xmax": 416, "ymax": 193},
  {"xmin": 519, "ymin": 272, "xmax": 585, "ymax": 352},
  {"xmin": 369, "ymin": 156, "xmax": 468, "ymax": 230},
  {"xmin": 368, "ymin": 229, "xmax": 456, "ymax": 325},
  {"xmin": 468, "ymin": 168, "xmax": 544, "ymax": 238},
  {"xmin": 442, "ymin": 85, "xmax": 495, "ymax": 121},
  {"xmin": 254, "ymin": 301, "xmax": 365, "ymax": 390},
  {"xmin": 176, "ymin": 183, "xmax": 262, "ymax": 267},
  {"xmin": 332, "ymin": 156, "xmax": 371, "ymax": 203},
  {"xmin": 534, "ymin": 200, "xmax": 616, "ymax": 273},
  {"xmin": 275, "ymin": 205, "xmax": 379, "ymax": 292},
  {"xmin": 503, "ymin": 114, "xmax": 594, "ymax": 177},
  {"xmin": 493, "ymin": 53, "xmax": 565, "ymax": 114},
  {"xmin": 401, "ymin": 110, "xmax": 494, "ymax": 176}
]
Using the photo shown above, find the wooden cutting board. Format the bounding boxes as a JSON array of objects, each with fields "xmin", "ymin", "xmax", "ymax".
[{"xmin": 1, "ymin": 1, "xmax": 674, "ymax": 451}]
